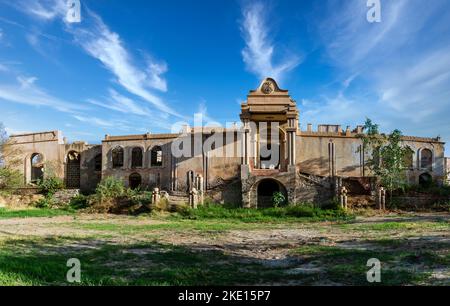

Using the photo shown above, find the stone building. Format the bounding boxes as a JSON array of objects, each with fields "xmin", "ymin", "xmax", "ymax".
[
  {"xmin": 6, "ymin": 78, "xmax": 447, "ymax": 207},
  {"xmin": 446, "ymin": 158, "xmax": 450, "ymax": 185}
]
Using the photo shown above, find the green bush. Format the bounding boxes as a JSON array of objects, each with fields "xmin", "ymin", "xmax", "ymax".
[
  {"xmin": 37, "ymin": 177, "xmax": 64, "ymax": 197},
  {"xmin": 69, "ymin": 194, "xmax": 89, "ymax": 210},
  {"xmin": 95, "ymin": 177, "xmax": 125, "ymax": 200},
  {"xmin": 403, "ymin": 183, "xmax": 450, "ymax": 197},
  {"xmin": 34, "ymin": 197, "xmax": 57, "ymax": 209},
  {"xmin": 0, "ymin": 167, "xmax": 23, "ymax": 189},
  {"xmin": 272, "ymin": 192, "xmax": 286, "ymax": 208}
]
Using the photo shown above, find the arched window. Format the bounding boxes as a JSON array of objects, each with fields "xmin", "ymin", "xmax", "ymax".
[
  {"xmin": 129, "ymin": 173, "xmax": 142, "ymax": 190},
  {"xmin": 112, "ymin": 147, "xmax": 124, "ymax": 169},
  {"xmin": 131, "ymin": 147, "xmax": 143, "ymax": 168},
  {"xmin": 151, "ymin": 146, "xmax": 163, "ymax": 167},
  {"xmin": 94, "ymin": 154, "xmax": 102, "ymax": 172},
  {"xmin": 420, "ymin": 149, "xmax": 433, "ymax": 170},
  {"xmin": 66, "ymin": 151, "xmax": 81, "ymax": 189},
  {"xmin": 31, "ymin": 153, "xmax": 44, "ymax": 183}
]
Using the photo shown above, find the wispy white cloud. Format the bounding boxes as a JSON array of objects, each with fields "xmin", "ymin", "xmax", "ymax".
[
  {"xmin": 0, "ymin": 63, "xmax": 8, "ymax": 72},
  {"xmin": 87, "ymin": 89, "xmax": 153, "ymax": 117},
  {"xmin": 0, "ymin": 28, "xmax": 3, "ymax": 41},
  {"xmin": 72, "ymin": 115, "xmax": 115, "ymax": 128},
  {"xmin": 17, "ymin": 75, "xmax": 38, "ymax": 88},
  {"xmin": 12, "ymin": 0, "xmax": 179, "ymax": 118},
  {"xmin": 147, "ymin": 60, "xmax": 168, "ymax": 92},
  {"xmin": 67, "ymin": 11, "xmax": 178, "ymax": 117},
  {"xmin": 0, "ymin": 75, "xmax": 85, "ymax": 113},
  {"xmin": 312, "ymin": 0, "xmax": 450, "ymax": 149},
  {"xmin": 71, "ymin": 113, "xmax": 159, "ymax": 132},
  {"xmin": 240, "ymin": 2, "xmax": 301, "ymax": 82},
  {"xmin": 14, "ymin": 0, "xmax": 66, "ymax": 21},
  {"xmin": 196, "ymin": 99, "xmax": 221, "ymax": 126}
]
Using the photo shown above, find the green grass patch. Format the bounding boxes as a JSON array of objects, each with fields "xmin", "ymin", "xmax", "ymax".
[
  {"xmin": 0, "ymin": 208, "xmax": 75, "ymax": 219},
  {"xmin": 290, "ymin": 242, "xmax": 444, "ymax": 285},
  {"xmin": 174, "ymin": 204, "xmax": 353, "ymax": 223},
  {"xmin": 67, "ymin": 218, "xmax": 283, "ymax": 234},
  {"xmin": 0, "ymin": 237, "xmax": 305, "ymax": 286},
  {"xmin": 338, "ymin": 220, "xmax": 450, "ymax": 232}
]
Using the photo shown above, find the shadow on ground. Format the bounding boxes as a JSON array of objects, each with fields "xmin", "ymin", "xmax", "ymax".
[{"xmin": 0, "ymin": 232, "xmax": 448, "ymax": 286}]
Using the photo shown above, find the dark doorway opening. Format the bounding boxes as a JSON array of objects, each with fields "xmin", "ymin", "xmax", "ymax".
[
  {"xmin": 129, "ymin": 173, "xmax": 142, "ymax": 190},
  {"xmin": 257, "ymin": 179, "xmax": 287, "ymax": 208},
  {"xmin": 419, "ymin": 173, "xmax": 433, "ymax": 188},
  {"xmin": 67, "ymin": 151, "xmax": 81, "ymax": 189}
]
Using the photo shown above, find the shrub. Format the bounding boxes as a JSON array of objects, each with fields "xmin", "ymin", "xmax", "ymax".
[
  {"xmin": 154, "ymin": 197, "xmax": 170, "ymax": 212},
  {"xmin": 69, "ymin": 194, "xmax": 89, "ymax": 210},
  {"xmin": 272, "ymin": 192, "xmax": 286, "ymax": 208},
  {"xmin": 34, "ymin": 197, "xmax": 57, "ymax": 209},
  {"xmin": 0, "ymin": 167, "xmax": 23, "ymax": 190},
  {"xmin": 95, "ymin": 177, "xmax": 125, "ymax": 200},
  {"xmin": 37, "ymin": 177, "xmax": 64, "ymax": 197}
]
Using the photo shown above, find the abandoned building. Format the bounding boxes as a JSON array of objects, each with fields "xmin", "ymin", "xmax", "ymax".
[{"xmin": 6, "ymin": 78, "xmax": 448, "ymax": 207}]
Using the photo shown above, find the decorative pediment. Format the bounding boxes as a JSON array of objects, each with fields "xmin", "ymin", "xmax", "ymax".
[
  {"xmin": 241, "ymin": 78, "xmax": 299, "ymax": 122},
  {"xmin": 250, "ymin": 78, "xmax": 288, "ymax": 96}
]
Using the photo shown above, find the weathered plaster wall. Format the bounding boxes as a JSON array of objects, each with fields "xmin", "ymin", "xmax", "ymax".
[
  {"xmin": 102, "ymin": 135, "xmax": 177, "ymax": 191},
  {"xmin": 7, "ymin": 131, "xmax": 65, "ymax": 184}
]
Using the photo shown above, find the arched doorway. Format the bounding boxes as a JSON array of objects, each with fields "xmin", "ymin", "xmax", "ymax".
[
  {"xmin": 31, "ymin": 153, "xmax": 44, "ymax": 183},
  {"xmin": 257, "ymin": 179, "xmax": 287, "ymax": 208},
  {"xmin": 419, "ymin": 173, "xmax": 432, "ymax": 188},
  {"xmin": 129, "ymin": 173, "xmax": 142, "ymax": 190},
  {"xmin": 67, "ymin": 151, "xmax": 81, "ymax": 189}
]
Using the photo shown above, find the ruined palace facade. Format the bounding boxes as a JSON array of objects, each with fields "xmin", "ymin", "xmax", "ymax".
[{"xmin": 7, "ymin": 79, "xmax": 447, "ymax": 207}]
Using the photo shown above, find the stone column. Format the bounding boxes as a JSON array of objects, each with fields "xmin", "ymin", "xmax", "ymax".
[
  {"xmin": 287, "ymin": 118, "xmax": 297, "ymax": 170},
  {"xmin": 152, "ymin": 188, "xmax": 161, "ymax": 206},
  {"xmin": 243, "ymin": 120, "xmax": 250, "ymax": 166},
  {"xmin": 252, "ymin": 133, "xmax": 258, "ymax": 168},
  {"xmin": 189, "ymin": 188, "xmax": 199, "ymax": 209},
  {"xmin": 378, "ymin": 187, "xmax": 386, "ymax": 210},
  {"xmin": 340, "ymin": 186, "xmax": 348, "ymax": 210},
  {"xmin": 195, "ymin": 174, "xmax": 204, "ymax": 206}
]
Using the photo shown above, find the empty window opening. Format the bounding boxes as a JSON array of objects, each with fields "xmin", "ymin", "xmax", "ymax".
[
  {"xmin": 94, "ymin": 154, "xmax": 102, "ymax": 172},
  {"xmin": 131, "ymin": 147, "xmax": 143, "ymax": 168},
  {"xmin": 420, "ymin": 149, "xmax": 433, "ymax": 170},
  {"xmin": 151, "ymin": 146, "xmax": 163, "ymax": 167},
  {"xmin": 112, "ymin": 147, "xmax": 124, "ymax": 169}
]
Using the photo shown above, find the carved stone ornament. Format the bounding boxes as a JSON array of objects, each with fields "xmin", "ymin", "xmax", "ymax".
[{"xmin": 261, "ymin": 81, "xmax": 274, "ymax": 94}]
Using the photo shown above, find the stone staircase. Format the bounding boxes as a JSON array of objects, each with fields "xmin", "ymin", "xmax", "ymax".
[{"xmin": 167, "ymin": 191, "xmax": 190, "ymax": 210}]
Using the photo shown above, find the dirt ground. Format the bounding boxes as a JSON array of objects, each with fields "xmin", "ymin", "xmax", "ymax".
[{"xmin": 0, "ymin": 211, "xmax": 449, "ymax": 285}]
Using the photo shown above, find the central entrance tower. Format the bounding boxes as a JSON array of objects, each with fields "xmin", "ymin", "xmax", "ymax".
[{"xmin": 240, "ymin": 78, "xmax": 299, "ymax": 208}]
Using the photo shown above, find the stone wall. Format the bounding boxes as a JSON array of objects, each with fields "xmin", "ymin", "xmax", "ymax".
[
  {"xmin": 53, "ymin": 189, "xmax": 80, "ymax": 205},
  {"xmin": 296, "ymin": 174, "xmax": 334, "ymax": 206},
  {"xmin": 205, "ymin": 177, "xmax": 242, "ymax": 205}
]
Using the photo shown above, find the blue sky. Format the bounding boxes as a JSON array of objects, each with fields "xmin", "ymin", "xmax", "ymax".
[{"xmin": 0, "ymin": 0, "xmax": 449, "ymax": 155}]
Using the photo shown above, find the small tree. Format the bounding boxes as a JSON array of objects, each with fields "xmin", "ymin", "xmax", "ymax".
[
  {"xmin": 358, "ymin": 119, "xmax": 413, "ymax": 206},
  {"xmin": 0, "ymin": 123, "xmax": 23, "ymax": 189}
]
